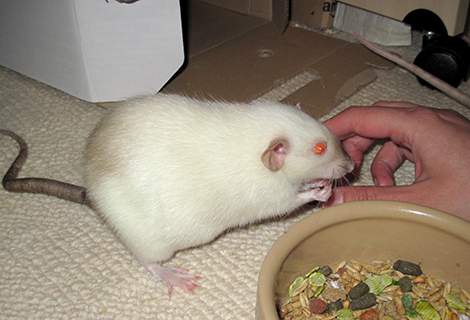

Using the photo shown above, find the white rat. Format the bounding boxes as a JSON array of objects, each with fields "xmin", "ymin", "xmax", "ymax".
[{"xmin": 2, "ymin": 94, "xmax": 353, "ymax": 294}]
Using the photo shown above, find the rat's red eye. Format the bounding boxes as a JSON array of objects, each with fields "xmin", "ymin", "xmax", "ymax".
[{"xmin": 314, "ymin": 143, "xmax": 326, "ymax": 155}]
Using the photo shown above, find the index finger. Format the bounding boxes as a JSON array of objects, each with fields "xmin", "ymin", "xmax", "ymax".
[{"xmin": 323, "ymin": 105, "xmax": 418, "ymax": 149}]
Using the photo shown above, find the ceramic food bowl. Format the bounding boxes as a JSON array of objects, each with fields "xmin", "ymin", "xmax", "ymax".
[{"xmin": 256, "ymin": 201, "xmax": 470, "ymax": 319}]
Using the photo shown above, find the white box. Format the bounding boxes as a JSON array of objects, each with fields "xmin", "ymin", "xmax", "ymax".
[{"xmin": 0, "ymin": 0, "xmax": 184, "ymax": 102}]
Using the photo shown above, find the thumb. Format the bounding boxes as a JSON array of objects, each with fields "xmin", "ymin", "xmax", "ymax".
[{"xmin": 324, "ymin": 185, "xmax": 421, "ymax": 208}]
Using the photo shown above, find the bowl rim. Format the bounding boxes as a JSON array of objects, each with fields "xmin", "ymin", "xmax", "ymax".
[{"xmin": 256, "ymin": 200, "xmax": 470, "ymax": 320}]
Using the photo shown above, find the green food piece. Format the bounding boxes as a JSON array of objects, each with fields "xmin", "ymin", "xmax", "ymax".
[
  {"xmin": 391, "ymin": 277, "xmax": 400, "ymax": 286},
  {"xmin": 349, "ymin": 293, "xmax": 377, "ymax": 311},
  {"xmin": 336, "ymin": 308, "xmax": 355, "ymax": 320},
  {"xmin": 399, "ymin": 276, "xmax": 413, "ymax": 293},
  {"xmin": 305, "ymin": 267, "xmax": 320, "ymax": 278},
  {"xmin": 405, "ymin": 308, "xmax": 420, "ymax": 318},
  {"xmin": 402, "ymin": 294, "xmax": 414, "ymax": 309},
  {"xmin": 348, "ymin": 282, "xmax": 370, "ymax": 300},
  {"xmin": 313, "ymin": 285, "xmax": 325, "ymax": 298},
  {"xmin": 364, "ymin": 274, "xmax": 393, "ymax": 295},
  {"xmin": 288, "ymin": 277, "xmax": 305, "ymax": 297},
  {"xmin": 445, "ymin": 292, "xmax": 468, "ymax": 310},
  {"xmin": 393, "ymin": 260, "xmax": 423, "ymax": 276},
  {"xmin": 309, "ymin": 272, "xmax": 327, "ymax": 287},
  {"xmin": 415, "ymin": 300, "xmax": 441, "ymax": 320},
  {"xmin": 317, "ymin": 265, "xmax": 333, "ymax": 277}
]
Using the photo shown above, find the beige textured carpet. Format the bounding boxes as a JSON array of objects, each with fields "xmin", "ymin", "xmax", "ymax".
[{"xmin": 1, "ymin": 29, "xmax": 470, "ymax": 319}]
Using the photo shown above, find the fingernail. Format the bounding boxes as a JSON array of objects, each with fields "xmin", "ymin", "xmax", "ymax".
[{"xmin": 325, "ymin": 189, "xmax": 343, "ymax": 207}]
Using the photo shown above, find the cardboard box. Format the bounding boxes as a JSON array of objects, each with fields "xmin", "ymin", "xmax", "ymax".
[
  {"xmin": 291, "ymin": 0, "xmax": 338, "ymax": 30},
  {"xmin": 163, "ymin": 0, "xmax": 393, "ymax": 118},
  {"xmin": 197, "ymin": 0, "xmax": 289, "ymax": 33},
  {"xmin": 338, "ymin": 0, "xmax": 469, "ymax": 36},
  {"xmin": 0, "ymin": 1, "xmax": 184, "ymax": 103}
]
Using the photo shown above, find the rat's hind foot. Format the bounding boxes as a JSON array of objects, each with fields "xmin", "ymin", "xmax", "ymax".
[{"xmin": 144, "ymin": 262, "xmax": 200, "ymax": 295}]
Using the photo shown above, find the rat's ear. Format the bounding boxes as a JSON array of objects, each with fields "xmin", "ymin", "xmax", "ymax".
[{"xmin": 261, "ymin": 139, "xmax": 289, "ymax": 172}]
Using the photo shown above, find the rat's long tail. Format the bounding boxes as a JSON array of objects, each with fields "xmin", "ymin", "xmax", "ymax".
[{"xmin": 1, "ymin": 130, "xmax": 91, "ymax": 206}]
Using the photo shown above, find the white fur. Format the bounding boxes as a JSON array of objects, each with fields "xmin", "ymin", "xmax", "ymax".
[{"xmin": 84, "ymin": 94, "xmax": 353, "ymax": 263}]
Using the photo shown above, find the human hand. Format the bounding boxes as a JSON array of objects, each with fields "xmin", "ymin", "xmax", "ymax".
[{"xmin": 323, "ymin": 101, "xmax": 470, "ymax": 221}]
